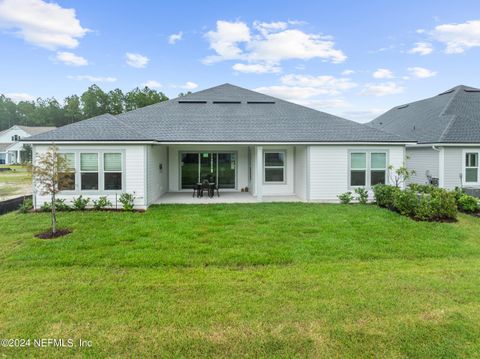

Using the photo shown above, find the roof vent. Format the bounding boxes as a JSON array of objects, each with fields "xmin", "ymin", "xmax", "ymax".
[
  {"xmin": 397, "ymin": 104, "xmax": 409, "ymax": 109},
  {"xmin": 178, "ymin": 100, "xmax": 207, "ymax": 104},
  {"xmin": 212, "ymin": 101, "xmax": 241, "ymax": 104},
  {"xmin": 464, "ymin": 88, "xmax": 480, "ymax": 92},
  {"xmin": 247, "ymin": 101, "xmax": 275, "ymax": 104},
  {"xmin": 438, "ymin": 89, "xmax": 455, "ymax": 96}
]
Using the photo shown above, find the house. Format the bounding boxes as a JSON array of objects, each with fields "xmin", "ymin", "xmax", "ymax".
[
  {"xmin": 369, "ymin": 85, "xmax": 480, "ymax": 190},
  {"xmin": 26, "ymin": 84, "xmax": 411, "ymax": 209},
  {"xmin": 0, "ymin": 125, "xmax": 56, "ymax": 164}
]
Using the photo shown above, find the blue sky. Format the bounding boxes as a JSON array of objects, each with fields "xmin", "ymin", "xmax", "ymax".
[{"xmin": 1, "ymin": 0, "xmax": 480, "ymax": 122}]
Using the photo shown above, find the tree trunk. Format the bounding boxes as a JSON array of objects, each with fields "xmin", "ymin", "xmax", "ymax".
[{"xmin": 51, "ymin": 193, "xmax": 56, "ymax": 234}]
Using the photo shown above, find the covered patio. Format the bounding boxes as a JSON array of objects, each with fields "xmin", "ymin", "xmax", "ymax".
[{"xmin": 154, "ymin": 192, "xmax": 301, "ymax": 204}]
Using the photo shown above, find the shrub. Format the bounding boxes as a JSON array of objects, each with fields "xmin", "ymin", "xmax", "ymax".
[
  {"xmin": 457, "ymin": 194, "xmax": 480, "ymax": 213},
  {"xmin": 393, "ymin": 189, "xmax": 418, "ymax": 217},
  {"xmin": 373, "ymin": 184, "xmax": 399, "ymax": 209},
  {"xmin": 408, "ymin": 183, "xmax": 437, "ymax": 194},
  {"xmin": 18, "ymin": 197, "xmax": 33, "ymax": 214},
  {"xmin": 354, "ymin": 187, "xmax": 369, "ymax": 204},
  {"xmin": 92, "ymin": 196, "xmax": 112, "ymax": 210},
  {"xmin": 40, "ymin": 202, "xmax": 51, "ymax": 212},
  {"xmin": 119, "ymin": 193, "xmax": 135, "ymax": 211},
  {"xmin": 338, "ymin": 192, "xmax": 353, "ymax": 204},
  {"xmin": 453, "ymin": 187, "xmax": 464, "ymax": 203},
  {"xmin": 72, "ymin": 195, "xmax": 90, "ymax": 211},
  {"xmin": 54, "ymin": 198, "xmax": 71, "ymax": 211}
]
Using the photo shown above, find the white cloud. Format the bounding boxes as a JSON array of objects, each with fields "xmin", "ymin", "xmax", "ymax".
[
  {"xmin": 232, "ymin": 63, "xmax": 280, "ymax": 73},
  {"xmin": 373, "ymin": 68, "xmax": 394, "ymax": 79},
  {"xmin": 142, "ymin": 80, "xmax": 162, "ymax": 89},
  {"xmin": 341, "ymin": 108, "xmax": 386, "ymax": 123},
  {"xmin": 67, "ymin": 75, "xmax": 117, "ymax": 83},
  {"xmin": 168, "ymin": 31, "xmax": 183, "ymax": 44},
  {"xmin": 5, "ymin": 92, "xmax": 35, "ymax": 102},
  {"xmin": 408, "ymin": 42, "xmax": 433, "ymax": 55},
  {"xmin": 341, "ymin": 69, "xmax": 355, "ymax": 75},
  {"xmin": 280, "ymin": 74, "xmax": 357, "ymax": 94},
  {"xmin": 361, "ymin": 82, "xmax": 404, "ymax": 96},
  {"xmin": 253, "ymin": 73, "xmax": 356, "ymax": 111},
  {"xmin": 171, "ymin": 81, "xmax": 198, "ymax": 90},
  {"xmin": 0, "ymin": 0, "xmax": 89, "ymax": 50},
  {"xmin": 407, "ymin": 67, "xmax": 437, "ymax": 78},
  {"xmin": 204, "ymin": 20, "xmax": 251, "ymax": 63},
  {"xmin": 125, "ymin": 52, "xmax": 149, "ymax": 68},
  {"xmin": 203, "ymin": 20, "xmax": 346, "ymax": 72},
  {"xmin": 55, "ymin": 51, "xmax": 88, "ymax": 66},
  {"xmin": 432, "ymin": 20, "xmax": 480, "ymax": 54},
  {"xmin": 416, "ymin": 29, "xmax": 426, "ymax": 34}
]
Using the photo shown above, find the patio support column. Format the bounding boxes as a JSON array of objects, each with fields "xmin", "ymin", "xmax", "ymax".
[{"xmin": 256, "ymin": 145, "xmax": 263, "ymax": 202}]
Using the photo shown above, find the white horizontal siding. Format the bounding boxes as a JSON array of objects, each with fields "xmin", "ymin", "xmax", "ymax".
[
  {"xmin": 406, "ymin": 147, "xmax": 439, "ymax": 185},
  {"xmin": 33, "ymin": 144, "xmax": 147, "ymax": 209},
  {"xmin": 443, "ymin": 147, "xmax": 480, "ymax": 189},
  {"xmin": 146, "ymin": 145, "xmax": 168, "ymax": 204},
  {"xmin": 294, "ymin": 146, "xmax": 307, "ymax": 200},
  {"xmin": 308, "ymin": 145, "xmax": 405, "ymax": 202}
]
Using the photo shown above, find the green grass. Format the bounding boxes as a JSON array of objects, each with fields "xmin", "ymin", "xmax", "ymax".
[
  {"xmin": 0, "ymin": 165, "xmax": 31, "ymax": 200},
  {"xmin": 1, "ymin": 203, "xmax": 480, "ymax": 358}
]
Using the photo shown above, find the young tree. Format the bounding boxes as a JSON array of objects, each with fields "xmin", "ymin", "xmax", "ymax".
[
  {"xmin": 31, "ymin": 146, "xmax": 73, "ymax": 234},
  {"xmin": 389, "ymin": 164, "xmax": 416, "ymax": 188}
]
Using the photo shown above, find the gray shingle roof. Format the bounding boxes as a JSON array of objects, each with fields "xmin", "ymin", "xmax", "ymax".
[
  {"xmin": 369, "ymin": 85, "xmax": 480, "ymax": 144},
  {"xmin": 17, "ymin": 126, "xmax": 56, "ymax": 135},
  {"xmin": 28, "ymin": 83, "xmax": 408, "ymax": 143}
]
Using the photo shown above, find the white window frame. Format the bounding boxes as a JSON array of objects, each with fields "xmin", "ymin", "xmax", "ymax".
[
  {"xmin": 464, "ymin": 151, "xmax": 480, "ymax": 185},
  {"xmin": 263, "ymin": 150, "xmax": 286, "ymax": 184},
  {"xmin": 103, "ymin": 152, "xmax": 123, "ymax": 191},
  {"xmin": 349, "ymin": 150, "xmax": 389, "ymax": 189},
  {"xmin": 58, "ymin": 152, "xmax": 76, "ymax": 193},
  {"xmin": 80, "ymin": 152, "xmax": 100, "ymax": 191},
  {"xmin": 370, "ymin": 152, "xmax": 388, "ymax": 187}
]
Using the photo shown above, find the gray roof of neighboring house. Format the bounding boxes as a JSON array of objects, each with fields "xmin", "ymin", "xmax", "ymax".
[
  {"xmin": 27, "ymin": 83, "xmax": 408, "ymax": 143},
  {"xmin": 369, "ymin": 85, "xmax": 480, "ymax": 144},
  {"xmin": 0, "ymin": 143, "xmax": 10, "ymax": 152},
  {"xmin": 17, "ymin": 126, "xmax": 57, "ymax": 135}
]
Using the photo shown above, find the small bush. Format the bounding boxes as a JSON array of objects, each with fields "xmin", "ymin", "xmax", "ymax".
[
  {"xmin": 338, "ymin": 192, "xmax": 353, "ymax": 204},
  {"xmin": 354, "ymin": 187, "xmax": 369, "ymax": 204},
  {"xmin": 18, "ymin": 197, "xmax": 33, "ymax": 214},
  {"xmin": 457, "ymin": 194, "xmax": 480, "ymax": 213},
  {"xmin": 40, "ymin": 202, "xmax": 51, "ymax": 212},
  {"xmin": 373, "ymin": 184, "xmax": 399, "ymax": 209},
  {"xmin": 54, "ymin": 198, "xmax": 71, "ymax": 211},
  {"xmin": 394, "ymin": 189, "xmax": 418, "ymax": 217},
  {"xmin": 72, "ymin": 195, "xmax": 90, "ymax": 210},
  {"xmin": 119, "ymin": 193, "xmax": 135, "ymax": 211},
  {"xmin": 408, "ymin": 183, "xmax": 437, "ymax": 194},
  {"xmin": 453, "ymin": 187, "xmax": 464, "ymax": 202},
  {"xmin": 92, "ymin": 196, "xmax": 112, "ymax": 210}
]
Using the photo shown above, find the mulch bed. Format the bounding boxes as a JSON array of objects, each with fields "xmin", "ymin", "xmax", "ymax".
[{"xmin": 35, "ymin": 228, "xmax": 72, "ymax": 239}]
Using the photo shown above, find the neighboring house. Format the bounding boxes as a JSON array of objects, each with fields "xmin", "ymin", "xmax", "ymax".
[
  {"xmin": 369, "ymin": 85, "xmax": 480, "ymax": 190},
  {"xmin": 0, "ymin": 125, "xmax": 56, "ymax": 164},
  {"xmin": 26, "ymin": 84, "xmax": 411, "ymax": 209}
]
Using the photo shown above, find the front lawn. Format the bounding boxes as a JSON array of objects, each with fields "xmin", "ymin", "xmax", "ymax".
[
  {"xmin": 1, "ymin": 204, "xmax": 480, "ymax": 357},
  {"xmin": 0, "ymin": 165, "xmax": 31, "ymax": 200}
]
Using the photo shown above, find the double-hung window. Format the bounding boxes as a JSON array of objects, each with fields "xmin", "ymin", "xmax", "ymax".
[
  {"xmin": 350, "ymin": 151, "xmax": 388, "ymax": 187},
  {"xmin": 59, "ymin": 153, "xmax": 76, "ymax": 191},
  {"xmin": 80, "ymin": 153, "xmax": 99, "ymax": 190},
  {"xmin": 104, "ymin": 153, "xmax": 122, "ymax": 190},
  {"xmin": 264, "ymin": 151, "xmax": 285, "ymax": 183},
  {"xmin": 465, "ymin": 152, "xmax": 479, "ymax": 183},
  {"xmin": 350, "ymin": 153, "xmax": 367, "ymax": 186},
  {"xmin": 370, "ymin": 152, "xmax": 387, "ymax": 186}
]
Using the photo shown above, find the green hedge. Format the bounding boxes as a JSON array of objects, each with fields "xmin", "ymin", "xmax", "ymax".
[{"xmin": 373, "ymin": 184, "xmax": 457, "ymax": 221}]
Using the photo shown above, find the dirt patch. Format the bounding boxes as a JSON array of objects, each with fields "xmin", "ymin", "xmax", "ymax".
[{"xmin": 35, "ymin": 228, "xmax": 72, "ymax": 239}]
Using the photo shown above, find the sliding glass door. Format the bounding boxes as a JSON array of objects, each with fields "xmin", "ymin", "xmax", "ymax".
[{"xmin": 181, "ymin": 152, "xmax": 236, "ymax": 189}]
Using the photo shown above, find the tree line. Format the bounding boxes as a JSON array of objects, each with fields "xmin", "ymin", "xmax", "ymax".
[{"xmin": 0, "ymin": 84, "xmax": 169, "ymax": 131}]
